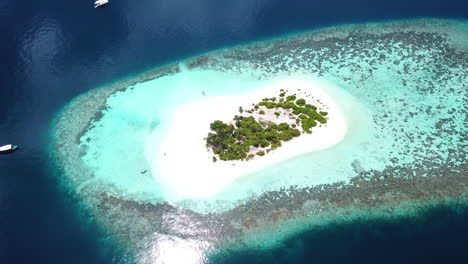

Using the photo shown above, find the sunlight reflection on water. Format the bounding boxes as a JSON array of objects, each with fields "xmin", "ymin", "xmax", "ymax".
[{"xmin": 142, "ymin": 234, "xmax": 211, "ymax": 264}]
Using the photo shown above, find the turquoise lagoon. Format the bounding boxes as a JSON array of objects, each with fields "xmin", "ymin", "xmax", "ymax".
[{"xmin": 50, "ymin": 19, "xmax": 467, "ymax": 262}]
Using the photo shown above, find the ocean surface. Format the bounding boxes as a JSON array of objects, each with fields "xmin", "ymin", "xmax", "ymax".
[{"xmin": 1, "ymin": 0, "xmax": 467, "ymax": 263}]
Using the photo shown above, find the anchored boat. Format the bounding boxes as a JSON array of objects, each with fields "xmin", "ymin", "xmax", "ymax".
[
  {"xmin": 0, "ymin": 144, "xmax": 18, "ymax": 154},
  {"xmin": 94, "ymin": 0, "xmax": 109, "ymax": 8}
]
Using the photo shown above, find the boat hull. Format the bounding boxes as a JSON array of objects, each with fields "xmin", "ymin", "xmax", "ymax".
[{"xmin": 0, "ymin": 145, "xmax": 18, "ymax": 154}]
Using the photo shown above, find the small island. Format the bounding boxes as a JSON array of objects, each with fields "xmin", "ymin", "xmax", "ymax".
[
  {"xmin": 206, "ymin": 89, "xmax": 329, "ymax": 162},
  {"xmin": 154, "ymin": 78, "xmax": 347, "ymax": 198}
]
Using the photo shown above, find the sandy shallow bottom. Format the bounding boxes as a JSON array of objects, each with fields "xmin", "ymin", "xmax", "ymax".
[{"xmin": 50, "ymin": 19, "xmax": 468, "ymax": 264}]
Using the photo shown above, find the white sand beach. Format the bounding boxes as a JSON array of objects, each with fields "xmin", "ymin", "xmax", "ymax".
[{"xmin": 149, "ymin": 78, "xmax": 348, "ymax": 200}]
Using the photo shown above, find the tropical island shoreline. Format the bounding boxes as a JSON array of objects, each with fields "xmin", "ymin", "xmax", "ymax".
[{"xmin": 152, "ymin": 78, "xmax": 348, "ymax": 199}]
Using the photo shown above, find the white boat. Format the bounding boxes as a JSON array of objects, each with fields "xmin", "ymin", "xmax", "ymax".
[
  {"xmin": 0, "ymin": 144, "xmax": 18, "ymax": 154},
  {"xmin": 94, "ymin": 0, "xmax": 109, "ymax": 8}
]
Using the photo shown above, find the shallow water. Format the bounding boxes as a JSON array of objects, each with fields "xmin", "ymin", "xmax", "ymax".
[{"xmin": 1, "ymin": 0, "xmax": 468, "ymax": 263}]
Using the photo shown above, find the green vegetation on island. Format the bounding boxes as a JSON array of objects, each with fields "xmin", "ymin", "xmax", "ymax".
[{"xmin": 206, "ymin": 90, "xmax": 329, "ymax": 161}]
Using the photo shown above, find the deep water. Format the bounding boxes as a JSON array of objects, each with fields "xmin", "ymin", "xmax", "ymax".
[
  {"xmin": 1, "ymin": 0, "xmax": 467, "ymax": 263},
  {"xmin": 213, "ymin": 204, "xmax": 468, "ymax": 264}
]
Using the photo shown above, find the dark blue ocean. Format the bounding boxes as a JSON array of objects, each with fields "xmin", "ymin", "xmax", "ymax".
[{"xmin": 1, "ymin": 0, "xmax": 467, "ymax": 263}]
